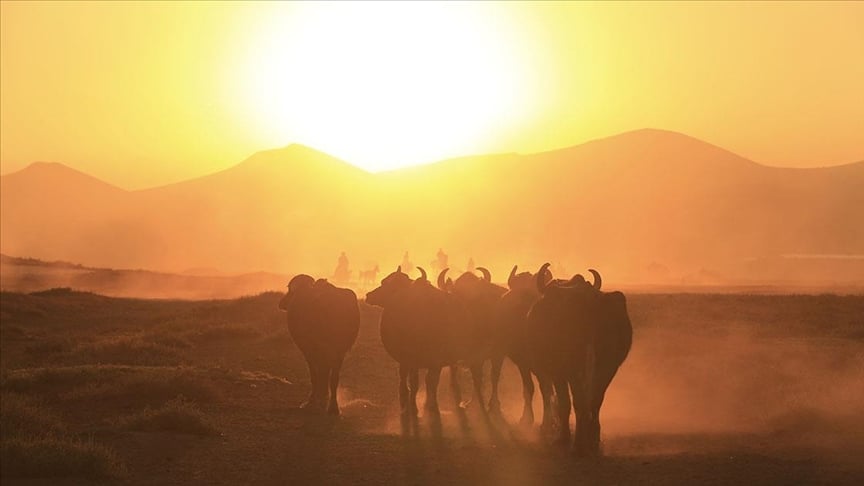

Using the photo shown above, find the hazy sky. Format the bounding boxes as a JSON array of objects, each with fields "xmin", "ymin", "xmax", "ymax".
[{"xmin": 1, "ymin": 1, "xmax": 862, "ymax": 188}]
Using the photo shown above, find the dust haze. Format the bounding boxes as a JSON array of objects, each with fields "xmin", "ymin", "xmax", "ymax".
[
  {"xmin": 365, "ymin": 293, "xmax": 864, "ymax": 460},
  {"xmin": 3, "ymin": 131, "xmax": 863, "ymax": 289}
]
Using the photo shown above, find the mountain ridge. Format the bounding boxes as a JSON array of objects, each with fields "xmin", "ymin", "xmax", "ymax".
[
  {"xmin": 3, "ymin": 129, "xmax": 863, "ymax": 191},
  {"xmin": 2, "ymin": 129, "xmax": 862, "ymax": 284}
]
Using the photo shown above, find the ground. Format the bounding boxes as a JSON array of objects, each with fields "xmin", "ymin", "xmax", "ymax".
[{"xmin": 1, "ymin": 289, "xmax": 863, "ymax": 485}]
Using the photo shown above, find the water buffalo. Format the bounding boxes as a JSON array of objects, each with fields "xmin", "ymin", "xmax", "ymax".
[
  {"xmin": 437, "ymin": 267, "xmax": 508, "ymax": 414},
  {"xmin": 527, "ymin": 263, "xmax": 632, "ymax": 456},
  {"xmin": 366, "ymin": 266, "xmax": 475, "ymax": 418},
  {"xmin": 498, "ymin": 265, "xmax": 556, "ymax": 429},
  {"xmin": 279, "ymin": 275, "xmax": 360, "ymax": 415}
]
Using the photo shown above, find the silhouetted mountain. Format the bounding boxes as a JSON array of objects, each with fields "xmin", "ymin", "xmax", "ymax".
[
  {"xmin": 0, "ymin": 162, "xmax": 130, "ymax": 264},
  {"xmin": 2, "ymin": 129, "xmax": 862, "ymax": 286}
]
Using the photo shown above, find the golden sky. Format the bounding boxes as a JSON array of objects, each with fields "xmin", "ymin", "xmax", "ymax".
[{"xmin": 1, "ymin": 1, "xmax": 862, "ymax": 188}]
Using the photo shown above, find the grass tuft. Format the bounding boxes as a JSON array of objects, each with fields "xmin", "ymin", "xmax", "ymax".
[
  {"xmin": 71, "ymin": 335, "xmax": 181, "ymax": 366},
  {"xmin": 63, "ymin": 367, "xmax": 218, "ymax": 407},
  {"xmin": 116, "ymin": 396, "xmax": 216, "ymax": 436},
  {"xmin": 1, "ymin": 391, "xmax": 124, "ymax": 478},
  {"xmin": 2, "ymin": 365, "xmax": 218, "ymax": 407},
  {"xmin": 1, "ymin": 392, "xmax": 66, "ymax": 437},
  {"xmin": 1, "ymin": 434, "xmax": 124, "ymax": 478}
]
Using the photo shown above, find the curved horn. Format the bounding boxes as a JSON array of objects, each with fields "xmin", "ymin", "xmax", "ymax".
[
  {"xmin": 437, "ymin": 268, "xmax": 450, "ymax": 290},
  {"xmin": 508, "ymin": 265, "xmax": 518, "ymax": 288},
  {"xmin": 416, "ymin": 266, "xmax": 427, "ymax": 281},
  {"xmin": 476, "ymin": 266, "xmax": 491, "ymax": 283},
  {"xmin": 589, "ymin": 269, "xmax": 602, "ymax": 290},
  {"xmin": 536, "ymin": 263, "xmax": 552, "ymax": 294}
]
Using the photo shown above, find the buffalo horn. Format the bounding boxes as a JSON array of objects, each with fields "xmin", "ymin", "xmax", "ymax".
[
  {"xmin": 536, "ymin": 263, "xmax": 552, "ymax": 293},
  {"xmin": 589, "ymin": 269, "xmax": 602, "ymax": 290},
  {"xmin": 437, "ymin": 268, "xmax": 450, "ymax": 290}
]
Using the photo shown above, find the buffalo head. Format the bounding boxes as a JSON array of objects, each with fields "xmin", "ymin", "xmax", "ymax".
[
  {"xmin": 366, "ymin": 266, "xmax": 411, "ymax": 307},
  {"xmin": 535, "ymin": 263, "xmax": 602, "ymax": 295}
]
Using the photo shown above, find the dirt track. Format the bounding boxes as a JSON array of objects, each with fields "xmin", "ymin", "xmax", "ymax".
[{"xmin": 2, "ymin": 291, "xmax": 863, "ymax": 485}]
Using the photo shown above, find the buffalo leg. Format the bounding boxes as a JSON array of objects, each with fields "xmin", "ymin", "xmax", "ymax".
[
  {"xmin": 326, "ymin": 357, "xmax": 344, "ymax": 416},
  {"xmin": 538, "ymin": 374, "xmax": 555, "ymax": 434},
  {"xmin": 573, "ymin": 346, "xmax": 599, "ymax": 457},
  {"xmin": 449, "ymin": 365, "xmax": 463, "ymax": 408},
  {"xmin": 407, "ymin": 368, "xmax": 420, "ymax": 416},
  {"xmin": 553, "ymin": 379, "xmax": 571, "ymax": 447},
  {"xmin": 303, "ymin": 360, "xmax": 326, "ymax": 410},
  {"xmin": 398, "ymin": 365, "xmax": 410, "ymax": 416},
  {"xmin": 570, "ymin": 379, "xmax": 594, "ymax": 456},
  {"xmin": 488, "ymin": 356, "xmax": 504, "ymax": 415},
  {"xmin": 300, "ymin": 359, "xmax": 317, "ymax": 408},
  {"xmin": 424, "ymin": 366, "xmax": 442, "ymax": 416},
  {"xmin": 517, "ymin": 365, "xmax": 535, "ymax": 427},
  {"xmin": 470, "ymin": 362, "xmax": 486, "ymax": 414}
]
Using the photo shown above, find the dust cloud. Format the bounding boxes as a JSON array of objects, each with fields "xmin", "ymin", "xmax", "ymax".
[{"xmin": 355, "ymin": 294, "xmax": 864, "ymax": 463}]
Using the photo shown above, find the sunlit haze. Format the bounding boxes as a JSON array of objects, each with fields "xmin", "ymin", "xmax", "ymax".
[
  {"xmin": 1, "ymin": 4, "xmax": 864, "ymax": 483},
  {"xmin": 1, "ymin": 1, "xmax": 862, "ymax": 187}
]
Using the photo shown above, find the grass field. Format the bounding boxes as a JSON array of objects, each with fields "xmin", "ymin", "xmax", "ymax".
[{"xmin": 1, "ymin": 289, "xmax": 863, "ymax": 485}]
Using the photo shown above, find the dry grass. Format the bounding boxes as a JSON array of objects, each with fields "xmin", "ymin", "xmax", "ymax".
[
  {"xmin": 149, "ymin": 318, "xmax": 262, "ymax": 344},
  {"xmin": 2, "ymin": 365, "xmax": 218, "ymax": 407},
  {"xmin": 65, "ymin": 367, "xmax": 218, "ymax": 406},
  {"xmin": 0, "ymin": 392, "xmax": 124, "ymax": 478},
  {"xmin": 1, "ymin": 364, "xmax": 138, "ymax": 396},
  {"xmin": 1, "ymin": 434, "xmax": 124, "ymax": 478},
  {"xmin": 116, "ymin": 396, "xmax": 216, "ymax": 436},
  {"xmin": 1, "ymin": 392, "xmax": 66, "ymax": 437},
  {"xmin": 71, "ymin": 335, "xmax": 182, "ymax": 366}
]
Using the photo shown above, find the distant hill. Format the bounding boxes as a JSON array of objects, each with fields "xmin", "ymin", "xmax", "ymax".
[
  {"xmin": 0, "ymin": 253, "xmax": 289, "ymax": 300},
  {"xmin": 2, "ymin": 129, "xmax": 862, "ymax": 288}
]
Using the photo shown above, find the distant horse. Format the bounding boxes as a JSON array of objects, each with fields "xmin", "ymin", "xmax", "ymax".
[{"xmin": 359, "ymin": 264, "xmax": 380, "ymax": 287}]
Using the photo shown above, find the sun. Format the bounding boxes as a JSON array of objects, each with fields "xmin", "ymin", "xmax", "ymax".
[{"xmin": 232, "ymin": 2, "xmax": 536, "ymax": 172}]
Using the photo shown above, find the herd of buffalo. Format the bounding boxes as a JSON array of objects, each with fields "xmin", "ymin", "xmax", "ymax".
[{"xmin": 278, "ymin": 263, "xmax": 633, "ymax": 456}]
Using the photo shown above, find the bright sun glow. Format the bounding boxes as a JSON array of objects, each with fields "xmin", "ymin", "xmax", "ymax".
[{"xmin": 234, "ymin": 2, "xmax": 535, "ymax": 172}]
